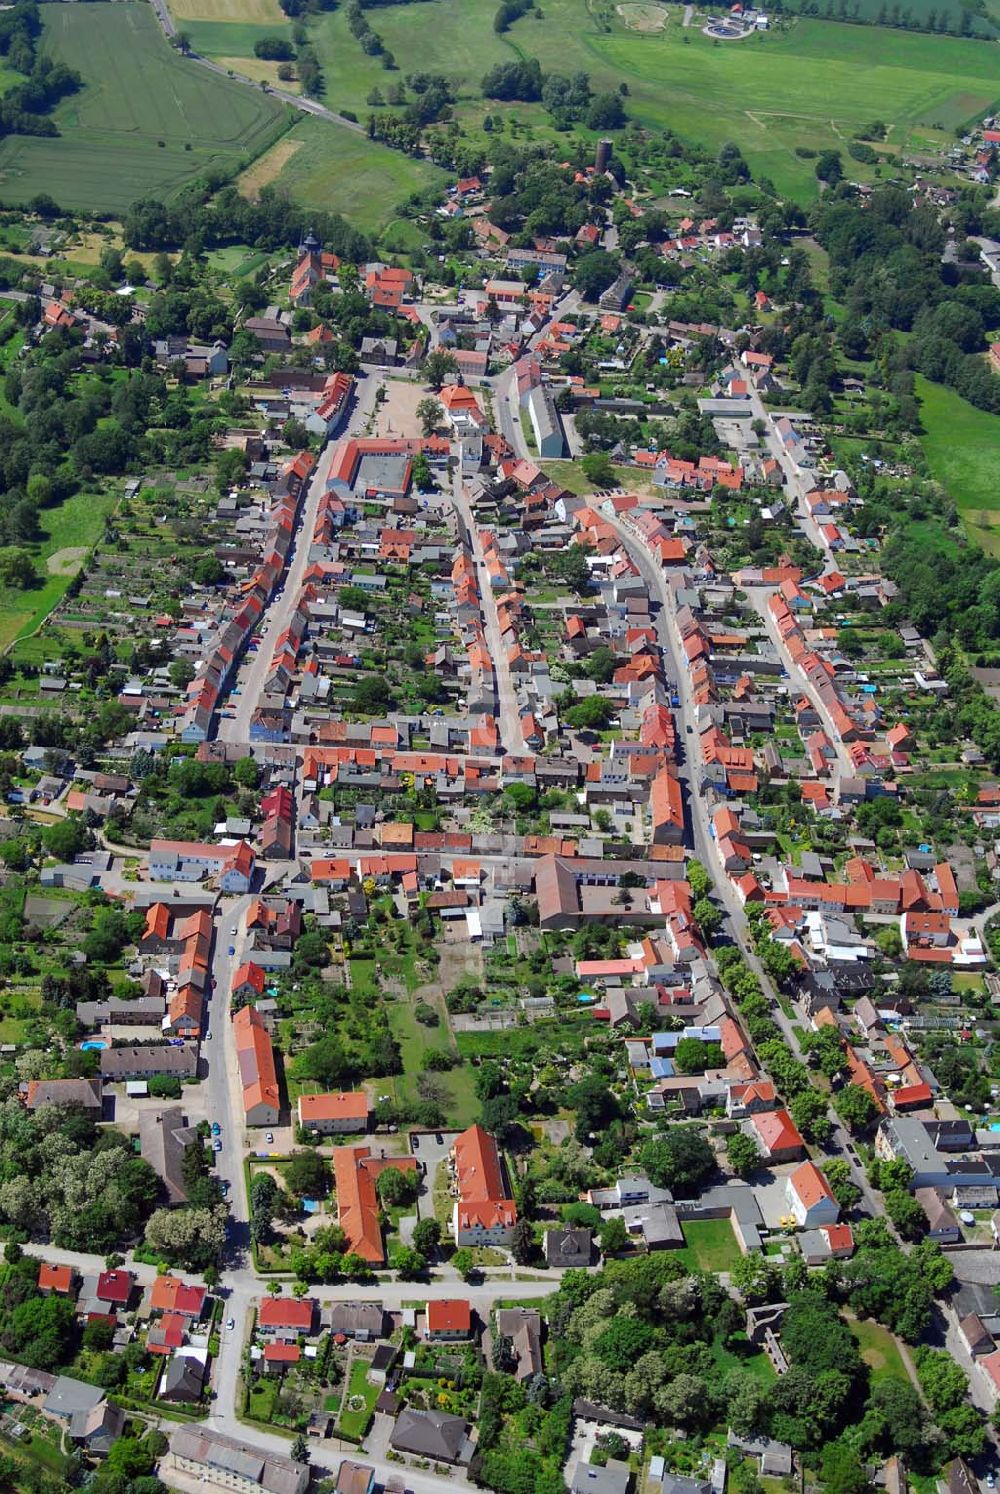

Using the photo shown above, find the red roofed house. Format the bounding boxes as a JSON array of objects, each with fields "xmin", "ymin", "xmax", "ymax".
[
  {"xmin": 232, "ymin": 962, "xmax": 266, "ymax": 1001},
  {"xmin": 426, "ymin": 1299, "xmax": 473, "ymax": 1341},
  {"xmin": 97, "ymin": 1269, "xmax": 134, "ymax": 1307},
  {"xmin": 297, "ymin": 1090, "xmax": 370, "ymax": 1135},
  {"xmin": 748, "ymin": 1109, "xmax": 806, "ymax": 1164},
  {"xmin": 785, "ymin": 1160, "xmax": 839, "ymax": 1227},
  {"xmin": 332, "ymin": 1145, "xmax": 419, "ymax": 1264},
  {"xmin": 451, "ymin": 1124, "xmax": 517, "ymax": 1246},
  {"xmin": 149, "ymin": 1275, "xmax": 207, "ymax": 1320},
  {"xmin": 258, "ymin": 1296, "xmax": 317, "ymax": 1340},
  {"xmin": 233, "ymin": 1004, "xmax": 280, "ymax": 1126},
  {"xmin": 977, "ymin": 1350, "xmax": 1000, "ymax": 1405},
  {"xmin": 38, "ymin": 1263, "xmax": 76, "ymax": 1297},
  {"xmin": 264, "ymin": 1342, "xmax": 302, "ymax": 1371}
]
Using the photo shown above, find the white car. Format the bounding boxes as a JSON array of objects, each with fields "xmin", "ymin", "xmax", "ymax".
[
  {"xmin": 266, "ymin": 1132, "xmax": 274, "ymax": 1144},
  {"xmin": 227, "ymin": 1317, "xmax": 235, "ymax": 1331}
]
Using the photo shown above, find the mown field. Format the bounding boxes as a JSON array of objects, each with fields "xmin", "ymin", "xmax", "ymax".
[
  {"xmin": 295, "ymin": 0, "xmax": 1000, "ymax": 202},
  {"xmin": 0, "ymin": 3, "xmax": 289, "ymax": 214},
  {"xmin": 0, "ymin": 487, "xmax": 118, "ymax": 653},
  {"xmin": 238, "ymin": 116, "xmax": 447, "ymax": 232},
  {"xmin": 916, "ymin": 374, "xmax": 1000, "ymax": 556}
]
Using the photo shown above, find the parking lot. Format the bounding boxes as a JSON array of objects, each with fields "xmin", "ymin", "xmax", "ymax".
[{"xmin": 410, "ymin": 1128, "xmax": 460, "ymax": 1221}]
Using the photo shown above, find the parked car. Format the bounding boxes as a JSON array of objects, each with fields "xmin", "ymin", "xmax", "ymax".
[
  {"xmin": 213, "ymin": 1139, "xmax": 222, "ymax": 1152},
  {"xmin": 265, "ymin": 1132, "xmax": 274, "ymax": 1144},
  {"xmin": 211, "ymin": 1122, "xmax": 221, "ymax": 1136}
]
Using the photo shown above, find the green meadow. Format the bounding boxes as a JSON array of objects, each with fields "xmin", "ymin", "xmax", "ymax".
[
  {"xmin": 916, "ymin": 375, "xmax": 1000, "ymax": 556},
  {"xmin": 292, "ymin": 0, "xmax": 1000, "ymax": 203},
  {"xmin": 0, "ymin": 4, "xmax": 288, "ymax": 214}
]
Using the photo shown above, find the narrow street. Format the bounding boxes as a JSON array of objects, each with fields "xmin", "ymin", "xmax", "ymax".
[
  {"xmin": 604, "ymin": 511, "xmax": 882, "ymax": 1219},
  {"xmin": 219, "ymin": 382, "xmax": 376, "ymax": 743},
  {"xmin": 451, "ymin": 459, "xmax": 528, "ymax": 756},
  {"xmin": 748, "ymin": 584, "xmax": 856, "ymax": 780}
]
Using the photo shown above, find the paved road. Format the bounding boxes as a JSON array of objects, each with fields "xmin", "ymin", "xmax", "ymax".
[
  {"xmin": 450, "ymin": 457, "xmax": 529, "ymax": 756},
  {"xmin": 747, "ymin": 584, "xmax": 855, "ymax": 780},
  {"xmin": 218, "ymin": 381, "xmax": 378, "ymax": 742},
  {"xmin": 740, "ymin": 382, "xmax": 828, "ymax": 555},
  {"xmin": 491, "ymin": 366, "xmax": 529, "ymax": 461},
  {"xmin": 604, "ymin": 510, "xmax": 882, "ymax": 1220}
]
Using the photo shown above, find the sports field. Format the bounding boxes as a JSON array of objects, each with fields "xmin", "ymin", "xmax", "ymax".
[
  {"xmin": 303, "ymin": 0, "xmax": 1000, "ymax": 201},
  {"xmin": 916, "ymin": 374, "xmax": 1000, "ymax": 556},
  {"xmin": 0, "ymin": 4, "xmax": 288, "ymax": 214},
  {"xmin": 245, "ymin": 116, "xmax": 448, "ymax": 233}
]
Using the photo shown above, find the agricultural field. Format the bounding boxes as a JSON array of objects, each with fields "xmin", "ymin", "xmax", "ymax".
[
  {"xmin": 303, "ymin": 0, "xmax": 1000, "ymax": 202},
  {"xmin": 0, "ymin": 4, "xmax": 289, "ymax": 215},
  {"xmin": 915, "ymin": 375, "xmax": 1000, "ymax": 556},
  {"xmin": 243, "ymin": 116, "xmax": 447, "ymax": 233}
]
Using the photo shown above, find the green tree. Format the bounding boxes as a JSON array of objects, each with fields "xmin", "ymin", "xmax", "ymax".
[
  {"xmin": 581, "ymin": 451, "xmax": 616, "ymax": 487},
  {"xmin": 835, "ymin": 1083, "xmax": 879, "ymax": 1134},
  {"xmin": 412, "ymin": 1217, "xmax": 441, "ymax": 1256},
  {"xmin": 822, "ymin": 1159, "xmax": 860, "ymax": 1212},
  {"xmin": 377, "ymin": 1167, "xmax": 420, "ymax": 1208},
  {"xmin": 285, "ymin": 1150, "xmax": 330, "ymax": 1198},
  {"xmin": 423, "ymin": 350, "xmax": 458, "ymax": 389},
  {"xmin": 821, "ymin": 1441, "xmax": 870, "ymax": 1494},
  {"xmin": 727, "ymin": 1132, "xmax": 759, "ymax": 1180},
  {"xmin": 390, "ymin": 1245, "xmax": 426, "ymax": 1278},
  {"xmin": 451, "ymin": 1246, "xmax": 476, "ymax": 1280},
  {"xmin": 599, "ymin": 1216, "xmax": 629, "ymax": 1256},
  {"xmin": 789, "ymin": 1087, "xmax": 832, "ymax": 1145},
  {"xmin": 640, "ymin": 1129, "xmax": 714, "ymax": 1193},
  {"xmin": 693, "ymin": 897, "xmax": 722, "ymax": 938},
  {"xmin": 883, "ymin": 1188, "xmax": 926, "ymax": 1241},
  {"xmin": 416, "ymin": 396, "xmax": 443, "ymax": 434},
  {"xmin": 0, "ymin": 548, "xmax": 39, "ymax": 590},
  {"xmin": 510, "ymin": 1218, "xmax": 536, "ymax": 1264}
]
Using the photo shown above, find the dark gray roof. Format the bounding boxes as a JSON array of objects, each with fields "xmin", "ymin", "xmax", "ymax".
[
  {"xmin": 572, "ymin": 1462, "xmax": 632, "ymax": 1494},
  {"xmin": 390, "ymin": 1408, "xmax": 469, "ymax": 1462},
  {"xmin": 44, "ymin": 1376, "xmax": 104, "ymax": 1419}
]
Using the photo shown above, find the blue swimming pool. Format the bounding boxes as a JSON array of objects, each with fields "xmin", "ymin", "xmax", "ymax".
[{"xmin": 80, "ymin": 1040, "xmax": 107, "ymax": 1051}]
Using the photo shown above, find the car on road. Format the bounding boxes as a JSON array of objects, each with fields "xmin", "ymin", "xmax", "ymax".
[
  {"xmin": 205, "ymin": 1031, "xmax": 212, "ymax": 1041},
  {"xmin": 226, "ymin": 1318, "xmax": 235, "ymax": 1331},
  {"xmin": 265, "ymin": 1132, "xmax": 274, "ymax": 1144},
  {"xmin": 435, "ymin": 1132, "xmax": 444, "ymax": 1144},
  {"xmin": 211, "ymin": 1122, "xmax": 221, "ymax": 1135},
  {"xmin": 228, "ymin": 946, "xmax": 235, "ymax": 956},
  {"xmin": 213, "ymin": 1139, "xmax": 222, "ymax": 1152},
  {"xmin": 230, "ymin": 926, "xmax": 237, "ymax": 935},
  {"xmin": 686, "ymin": 725, "xmax": 692, "ymax": 733}
]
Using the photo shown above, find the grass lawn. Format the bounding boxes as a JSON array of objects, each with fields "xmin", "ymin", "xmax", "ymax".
[
  {"xmin": 0, "ymin": 3, "xmax": 288, "ymax": 214},
  {"xmin": 709, "ymin": 1338, "xmax": 776, "ymax": 1386},
  {"xmin": 238, "ymin": 115, "xmax": 447, "ymax": 232},
  {"xmin": 337, "ymin": 1357, "xmax": 379, "ymax": 1439},
  {"xmin": 386, "ymin": 995, "xmax": 479, "ymax": 1127},
  {"xmin": 543, "ymin": 458, "xmax": 637, "ymax": 495},
  {"xmin": 849, "ymin": 1315, "xmax": 910, "ymax": 1387},
  {"xmin": 675, "ymin": 1218, "xmax": 742, "ymax": 1273},
  {"xmin": 0, "ymin": 486, "xmax": 118, "ymax": 653},
  {"xmin": 915, "ymin": 374, "xmax": 1000, "ymax": 555}
]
